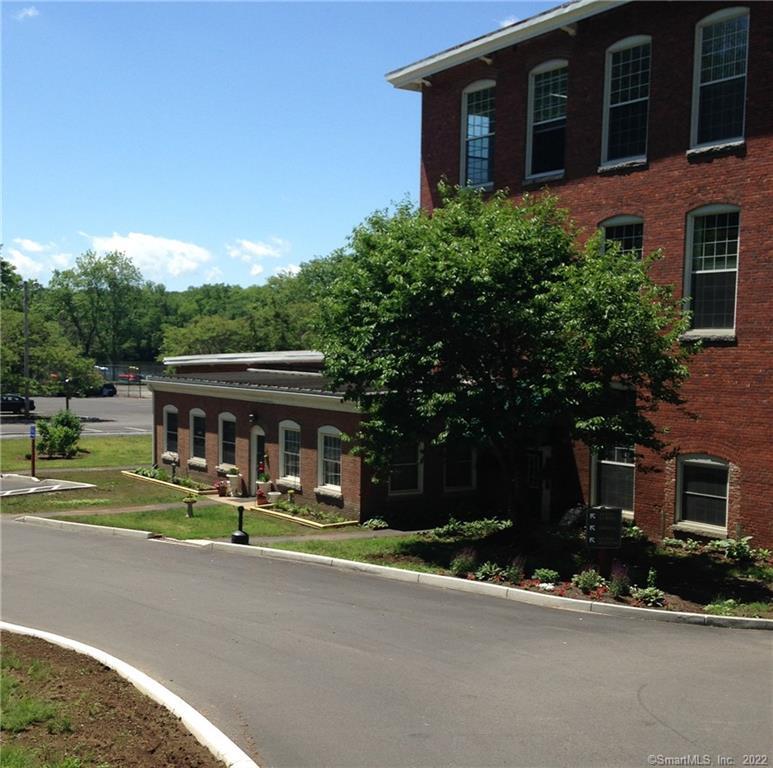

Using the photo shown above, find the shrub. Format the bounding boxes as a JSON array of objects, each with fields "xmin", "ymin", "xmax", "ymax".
[
  {"xmin": 630, "ymin": 586, "xmax": 665, "ymax": 607},
  {"xmin": 503, "ymin": 556, "xmax": 526, "ymax": 584},
  {"xmin": 707, "ymin": 536, "xmax": 754, "ymax": 562},
  {"xmin": 705, "ymin": 598, "xmax": 739, "ymax": 616},
  {"xmin": 36, "ymin": 410, "xmax": 83, "ymax": 458},
  {"xmin": 474, "ymin": 561, "xmax": 506, "ymax": 583},
  {"xmin": 622, "ymin": 522, "xmax": 648, "ymax": 542},
  {"xmin": 531, "ymin": 568, "xmax": 560, "ymax": 584},
  {"xmin": 361, "ymin": 517, "xmax": 389, "ymax": 530},
  {"xmin": 571, "ymin": 569, "xmax": 605, "ymax": 594},
  {"xmin": 450, "ymin": 548, "xmax": 477, "ymax": 577},
  {"xmin": 609, "ymin": 561, "xmax": 631, "ymax": 598},
  {"xmin": 429, "ymin": 517, "xmax": 512, "ymax": 542},
  {"xmin": 661, "ymin": 537, "xmax": 684, "ymax": 549}
]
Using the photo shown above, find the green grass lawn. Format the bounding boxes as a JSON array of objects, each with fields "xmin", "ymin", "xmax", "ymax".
[
  {"xmin": 1, "ymin": 470, "xmax": 186, "ymax": 516},
  {"xmin": 1, "ymin": 435, "xmax": 152, "ymax": 472},
  {"xmin": 55, "ymin": 505, "xmax": 318, "ymax": 540}
]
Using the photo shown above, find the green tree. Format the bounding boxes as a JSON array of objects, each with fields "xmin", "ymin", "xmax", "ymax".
[
  {"xmin": 317, "ymin": 187, "xmax": 693, "ymax": 518},
  {"xmin": 159, "ymin": 315, "xmax": 257, "ymax": 357}
]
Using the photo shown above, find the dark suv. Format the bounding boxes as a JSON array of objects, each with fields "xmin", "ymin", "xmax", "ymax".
[{"xmin": 1, "ymin": 394, "xmax": 35, "ymax": 413}]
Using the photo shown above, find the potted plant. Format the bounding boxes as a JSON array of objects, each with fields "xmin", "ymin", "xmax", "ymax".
[
  {"xmin": 226, "ymin": 466, "xmax": 242, "ymax": 497},
  {"xmin": 216, "ymin": 479, "xmax": 228, "ymax": 497},
  {"xmin": 256, "ymin": 457, "xmax": 272, "ymax": 496}
]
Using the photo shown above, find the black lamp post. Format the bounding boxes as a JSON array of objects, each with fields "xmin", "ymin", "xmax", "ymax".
[{"xmin": 231, "ymin": 505, "xmax": 249, "ymax": 545}]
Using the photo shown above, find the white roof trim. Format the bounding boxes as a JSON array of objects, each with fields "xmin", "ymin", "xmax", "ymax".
[
  {"xmin": 386, "ymin": 0, "xmax": 630, "ymax": 91},
  {"xmin": 163, "ymin": 350, "xmax": 324, "ymax": 367}
]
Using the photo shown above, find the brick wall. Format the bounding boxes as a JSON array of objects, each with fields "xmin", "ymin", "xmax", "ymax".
[{"xmin": 414, "ymin": 1, "xmax": 773, "ymax": 546}]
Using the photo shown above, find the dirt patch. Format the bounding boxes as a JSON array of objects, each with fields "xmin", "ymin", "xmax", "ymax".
[{"xmin": 1, "ymin": 631, "xmax": 227, "ymax": 767}]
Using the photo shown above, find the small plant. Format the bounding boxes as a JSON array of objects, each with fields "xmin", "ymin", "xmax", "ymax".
[
  {"xmin": 502, "ymin": 556, "xmax": 526, "ymax": 584},
  {"xmin": 707, "ymin": 536, "xmax": 754, "ymax": 562},
  {"xmin": 705, "ymin": 598, "xmax": 739, "ymax": 616},
  {"xmin": 361, "ymin": 517, "xmax": 389, "ymax": 530},
  {"xmin": 609, "ymin": 561, "xmax": 631, "ymax": 598},
  {"xmin": 474, "ymin": 561, "xmax": 506, "ymax": 583},
  {"xmin": 430, "ymin": 517, "xmax": 512, "ymax": 542},
  {"xmin": 450, "ymin": 548, "xmax": 478, "ymax": 577},
  {"xmin": 532, "ymin": 568, "xmax": 560, "ymax": 584},
  {"xmin": 621, "ymin": 522, "xmax": 648, "ymax": 542},
  {"xmin": 753, "ymin": 547, "xmax": 772, "ymax": 562},
  {"xmin": 37, "ymin": 410, "xmax": 83, "ymax": 458},
  {"xmin": 571, "ymin": 569, "xmax": 605, "ymax": 594},
  {"xmin": 226, "ymin": 466, "xmax": 241, "ymax": 476},
  {"xmin": 630, "ymin": 585, "xmax": 666, "ymax": 606},
  {"xmin": 661, "ymin": 537, "xmax": 684, "ymax": 549}
]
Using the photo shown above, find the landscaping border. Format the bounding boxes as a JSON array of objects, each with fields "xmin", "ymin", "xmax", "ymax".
[
  {"xmin": 122, "ymin": 470, "xmax": 217, "ymax": 495},
  {"xmin": 256, "ymin": 506, "xmax": 359, "ymax": 529},
  {"xmin": 0, "ymin": 621, "xmax": 259, "ymax": 768}
]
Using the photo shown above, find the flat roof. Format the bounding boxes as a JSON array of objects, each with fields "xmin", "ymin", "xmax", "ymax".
[
  {"xmin": 162, "ymin": 350, "xmax": 324, "ymax": 367},
  {"xmin": 386, "ymin": 0, "xmax": 628, "ymax": 91}
]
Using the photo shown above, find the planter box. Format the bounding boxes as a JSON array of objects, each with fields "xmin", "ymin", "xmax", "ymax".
[
  {"xmin": 122, "ymin": 471, "xmax": 217, "ymax": 495},
  {"xmin": 257, "ymin": 506, "xmax": 359, "ymax": 530}
]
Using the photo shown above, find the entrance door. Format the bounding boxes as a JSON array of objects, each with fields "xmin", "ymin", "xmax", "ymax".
[{"xmin": 250, "ymin": 425, "xmax": 266, "ymax": 496}]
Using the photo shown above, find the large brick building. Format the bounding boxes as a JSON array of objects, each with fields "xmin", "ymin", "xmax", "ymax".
[{"xmin": 387, "ymin": 0, "xmax": 772, "ymax": 545}]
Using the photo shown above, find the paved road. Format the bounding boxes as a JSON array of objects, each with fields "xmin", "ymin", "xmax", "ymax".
[
  {"xmin": 2, "ymin": 520, "xmax": 771, "ymax": 768},
  {"xmin": 0, "ymin": 394, "xmax": 152, "ymax": 438}
]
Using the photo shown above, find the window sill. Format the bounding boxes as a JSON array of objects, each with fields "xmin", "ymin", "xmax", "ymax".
[
  {"xmin": 597, "ymin": 158, "xmax": 648, "ymax": 175},
  {"xmin": 314, "ymin": 484, "xmax": 342, "ymax": 499},
  {"xmin": 679, "ymin": 329, "xmax": 736, "ymax": 344},
  {"xmin": 672, "ymin": 520, "xmax": 727, "ymax": 539},
  {"xmin": 522, "ymin": 171, "xmax": 565, "ymax": 187},
  {"xmin": 277, "ymin": 476, "xmax": 301, "ymax": 490},
  {"xmin": 388, "ymin": 489, "xmax": 423, "ymax": 498},
  {"xmin": 622, "ymin": 509, "xmax": 634, "ymax": 521},
  {"xmin": 187, "ymin": 457, "xmax": 207, "ymax": 472},
  {"xmin": 216, "ymin": 463, "xmax": 239, "ymax": 476},
  {"xmin": 463, "ymin": 181, "xmax": 494, "ymax": 192},
  {"xmin": 161, "ymin": 451, "xmax": 179, "ymax": 465},
  {"xmin": 686, "ymin": 140, "xmax": 745, "ymax": 162},
  {"xmin": 443, "ymin": 486, "xmax": 476, "ymax": 494}
]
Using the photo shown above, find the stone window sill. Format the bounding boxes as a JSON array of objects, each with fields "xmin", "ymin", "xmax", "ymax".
[
  {"xmin": 522, "ymin": 171, "xmax": 565, "ymax": 187},
  {"xmin": 314, "ymin": 485, "xmax": 343, "ymax": 500},
  {"xmin": 672, "ymin": 520, "xmax": 727, "ymax": 539},
  {"xmin": 216, "ymin": 463, "xmax": 239, "ymax": 476},
  {"xmin": 187, "ymin": 457, "xmax": 207, "ymax": 472},
  {"xmin": 686, "ymin": 140, "xmax": 745, "ymax": 161},
  {"xmin": 597, "ymin": 158, "xmax": 648, "ymax": 175},
  {"xmin": 277, "ymin": 476, "xmax": 301, "ymax": 491},
  {"xmin": 680, "ymin": 329, "xmax": 736, "ymax": 343}
]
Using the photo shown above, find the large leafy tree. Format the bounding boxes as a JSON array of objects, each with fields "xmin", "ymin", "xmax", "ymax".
[{"xmin": 317, "ymin": 187, "xmax": 694, "ymax": 518}]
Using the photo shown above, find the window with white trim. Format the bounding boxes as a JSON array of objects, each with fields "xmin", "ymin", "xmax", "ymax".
[
  {"xmin": 444, "ymin": 443, "xmax": 476, "ymax": 491},
  {"xmin": 602, "ymin": 215, "xmax": 644, "ymax": 259},
  {"xmin": 317, "ymin": 426, "xmax": 342, "ymax": 490},
  {"xmin": 677, "ymin": 456, "xmax": 729, "ymax": 528},
  {"xmin": 691, "ymin": 8, "xmax": 749, "ymax": 147},
  {"xmin": 279, "ymin": 420, "xmax": 301, "ymax": 482},
  {"xmin": 602, "ymin": 36, "xmax": 651, "ymax": 164},
  {"xmin": 527, "ymin": 61, "xmax": 567, "ymax": 177},
  {"xmin": 685, "ymin": 205, "xmax": 739, "ymax": 330},
  {"xmin": 163, "ymin": 405, "xmax": 178, "ymax": 453},
  {"xmin": 461, "ymin": 80, "xmax": 495, "ymax": 188},
  {"xmin": 190, "ymin": 409, "xmax": 206, "ymax": 459},
  {"xmin": 594, "ymin": 446, "xmax": 635, "ymax": 512},
  {"xmin": 389, "ymin": 443, "xmax": 423, "ymax": 495},
  {"xmin": 218, "ymin": 412, "xmax": 236, "ymax": 466}
]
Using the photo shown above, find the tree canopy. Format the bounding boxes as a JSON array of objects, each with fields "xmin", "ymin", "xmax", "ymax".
[{"xmin": 317, "ymin": 186, "xmax": 694, "ymax": 515}]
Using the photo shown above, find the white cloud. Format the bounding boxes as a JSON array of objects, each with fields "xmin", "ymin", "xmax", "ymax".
[
  {"xmin": 274, "ymin": 264, "xmax": 300, "ymax": 277},
  {"xmin": 226, "ymin": 237, "xmax": 291, "ymax": 277},
  {"xmin": 498, "ymin": 15, "xmax": 520, "ymax": 28},
  {"xmin": 49, "ymin": 252, "xmax": 72, "ymax": 268},
  {"xmin": 204, "ymin": 266, "xmax": 224, "ymax": 283},
  {"xmin": 87, "ymin": 231, "xmax": 212, "ymax": 279},
  {"xmin": 14, "ymin": 6, "xmax": 39, "ymax": 20},
  {"xmin": 6, "ymin": 248, "xmax": 44, "ymax": 277},
  {"xmin": 13, "ymin": 237, "xmax": 49, "ymax": 253}
]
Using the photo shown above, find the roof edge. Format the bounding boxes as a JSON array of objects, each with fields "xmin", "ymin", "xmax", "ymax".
[
  {"xmin": 386, "ymin": 0, "xmax": 630, "ymax": 91},
  {"xmin": 162, "ymin": 350, "xmax": 324, "ymax": 367}
]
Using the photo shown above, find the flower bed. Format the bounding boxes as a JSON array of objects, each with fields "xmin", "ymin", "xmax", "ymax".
[
  {"xmin": 259, "ymin": 500, "xmax": 358, "ymax": 529},
  {"xmin": 122, "ymin": 469, "xmax": 217, "ymax": 495}
]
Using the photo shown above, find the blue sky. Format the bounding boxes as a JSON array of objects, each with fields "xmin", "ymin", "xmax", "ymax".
[{"xmin": 3, "ymin": 1, "xmax": 555, "ymax": 290}]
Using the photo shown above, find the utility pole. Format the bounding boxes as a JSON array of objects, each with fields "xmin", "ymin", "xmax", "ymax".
[{"xmin": 23, "ymin": 280, "xmax": 30, "ymax": 418}]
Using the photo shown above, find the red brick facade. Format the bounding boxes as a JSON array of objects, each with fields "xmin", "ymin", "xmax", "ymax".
[{"xmin": 400, "ymin": 1, "xmax": 772, "ymax": 545}]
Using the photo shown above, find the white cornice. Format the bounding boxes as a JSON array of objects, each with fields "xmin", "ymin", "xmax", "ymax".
[
  {"xmin": 147, "ymin": 379, "xmax": 360, "ymax": 414},
  {"xmin": 162, "ymin": 350, "xmax": 324, "ymax": 367},
  {"xmin": 386, "ymin": 0, "xmax": 630, "ymax": 91}
]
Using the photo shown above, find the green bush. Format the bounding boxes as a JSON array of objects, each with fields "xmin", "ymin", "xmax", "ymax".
[
  {"xmin": 609, "ymin": 561, "xmax": 631, "ymax": 598},
  {"xmin": 630, "ymin": 585, "xmax": 666, "ymax": 606},
  {"xmin": 37, "ymin": 410, "xmax": 83, "ymax": 458},
  {"xmin": 621, "ymin": 522, "xmax": 648, "ymax": 542},
  {"xmin": 450, "ymin": 548, "xmax": 477, "ymax": 577},
  {"xmin": 429, "ymin": 517, "xmax": 512, "ymax": 542},
  {"xmin": 503, "ymin": 556, "xmax": 526, "ymax": 584},
  {"xmin": 474, "ymin": 561, "xmax": 506, "ymax": 583},
  {"xmin": 571, "ymin": 569, "xmax": 605, "ymax": 594},
  {"xmin": 532, "ymin": 568, "xmax": 560, "ymax": 584},
  {"xmin": 707, "ymin": 536, "xmax": 754, "ymax": 562},
  {"xmin": 361, "ymin": 517, "xmax": 389, "ymax": 530}
]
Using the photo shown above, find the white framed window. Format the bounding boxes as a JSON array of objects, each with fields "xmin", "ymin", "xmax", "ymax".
[
  {"xmin": 460, "ymin": 79, "xmax": 495, "ymax": 188},
  {"xmin": 389, "ymin": 442, "xmax": 423, "ymax": 496},
  {"xmin": 218, "ymin": 412, "xmax": 237, "ymax": 466},
  {"xmin": 685, "ymin": 205, "xmax": 740, "ymax": 331},
  {"xmin": 676, "ymin": 455, "xmax": 729, "ymax": 530},
  {"xmin": 162, "ymin": 405, "xmax": 178, "ymax": 454},
  {"xmin": 189, "ymin": 408, "xmax": 206, "ymax": 460},
  {"xmin": 601, "ymin": 215, "xmax": 644, "ymax": 259},
  {"xmin": 316, "ymin": 425, "xmax": 343, "ymax": 496},
  {"xmin": 526, "ymin": 60, "xmax": 568, "ymax": 178},
  {"xmin": 691, "ymin": 7, "xmax": 749, "ymax": 148},
  {"xmin": 444, "ymin": 443, "xmax": 476, "ymax": 492},
  {"xmin": 601, "ymin": 36, "xmax": 651, "ymax": 165},
  {"xmin": 591, "ymin": 446, "xmax": 635, "ymax": 515},
  {"xmin": 279, "ymin": 420, "xmax": 301, "ymax": 486}
]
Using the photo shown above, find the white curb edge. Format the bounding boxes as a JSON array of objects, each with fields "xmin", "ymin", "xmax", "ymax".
[{"xmin": 0, "ymin": 621, "xmax": 259, "ymax": 768}]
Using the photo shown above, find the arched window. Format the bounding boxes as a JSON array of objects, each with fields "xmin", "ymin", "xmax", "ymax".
[
  {"xmin": 684, "ymin": 204, "xmax": 740, "ymax": 333},
  {"xmin": 600, "ymin": 215, "xmax": 644, "ymax": 259},
  {"xmin": 676, "ymin": 455, "xmax": 729, "ymax": 531},
  {"xmin": 601, "ymin": 36, "xmax": 651, "ymax": 165},
  {"xmin": 279, "ymin": 420, "xmax": 301, "ymax": 487},
  {"xmin": 691, "ymin": 7, "xmax": 749, "ymax": 148},
  {"xmin": 162, "ymin": 405, "xmax": 178, "ymax": 454},
  {"xmin": 526, "ymin": 60, "xmax": 568, "ymax": 178},
  {"xmin": 218, "ymin": 412, "xmax": 237, "ymax": 466},
  {"xmin": 316, "ymin": 425, "xmax": 343, "ymax": 495},
  {"xmin": 460, "ymin": 79, "xmax": 496, "ymax": 188},
  {"xmin": 189, "ymin": 409, "xmax": 206, "ymax": 463}
]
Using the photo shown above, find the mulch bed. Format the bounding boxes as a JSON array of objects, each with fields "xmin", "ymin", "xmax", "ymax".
[{"xmin": 0, "ymin": 632, "xmax": 227, "ymax": 767}]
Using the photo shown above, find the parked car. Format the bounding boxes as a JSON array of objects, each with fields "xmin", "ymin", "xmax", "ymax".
[
  {"xmin": 118, "ymin": 372, "xmax": 144, "ymax": 382},
  {"xmin": 1, "ymin": 394, "xmax": 35, "ymax": 413},
  {"xmin": 87, "ymin": 383, "xmax": 117, "ymax": 397}
]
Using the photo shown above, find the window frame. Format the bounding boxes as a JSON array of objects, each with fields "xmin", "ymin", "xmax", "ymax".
[
  {"xmin": 217, "ymin": 412, "xmax": 237, "ymax": 467},
  {"xmin": 315, "ymin": 425, "xmax": 343, "ymax": 498},
  {"xmin": 388, "ymin": 442, "xmax": 424, "ymax": 497},
  {"xmin": 675, "ymin": 454, "xmax": 729, "ymax": 534},
  {"xmin": 590, "ymin": 446, "xmax": 636, "ymax": 519},
  {"xmin": 690, "ymin": 7, "xmax": 749, "ymax": 150},
  {"xmin": 601, "ymin": 214, "xmax": 644, "ymax": 259},
  {"xmin": 459, "ymin": 79, "xmax": 496, "ymax": 190},
  {"xmin": 162, "ymin": 405, "xmax": 179, "ymax": 455},
  {"xmin": 278, "ymin": 419, "xmax": 302, "ymax": 488},
  {"xmin": 525, "ymin": 59, "xmax": 568, "ymax": 180},
  {"xmin": 188, "ymin": 408, "xmax": 207, "ymax": 467},
  {"xmin": 683, "ymin": 204, "xmax": 740, "ymax": 335},
  {"xmin": 601, "ymin": 35, "xmax": 652, "ymax": 166},
  {"xmin": 443, "ymin": 444, "xmax": 477, "ymax": 493}
]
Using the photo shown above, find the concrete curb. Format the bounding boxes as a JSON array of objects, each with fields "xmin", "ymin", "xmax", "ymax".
[
  {"xmin": 15, "ymin": 516, "xmax": 772, "ymax": 630},
  {"xmin": 0, "ymin": 621, "xmax": 259, "ymax": 768},
  {"xmin": 16, "ymin": 516, "xmax": 155, "ymax": 539}
]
